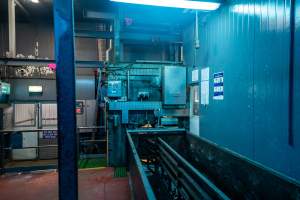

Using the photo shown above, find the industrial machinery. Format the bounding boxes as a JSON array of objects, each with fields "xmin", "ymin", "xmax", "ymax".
[
  {"xmin": 100, "ymin": 62, "xmax": 299, "ymax": 200},
  {"xmin": 101, "ymin": 63, "xmax": 189, "ymax": 166}
]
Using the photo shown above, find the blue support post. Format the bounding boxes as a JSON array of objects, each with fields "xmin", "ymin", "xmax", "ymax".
[{"xmin": 53, "ymin": 0, "xmax": 78, "ymax": 199}]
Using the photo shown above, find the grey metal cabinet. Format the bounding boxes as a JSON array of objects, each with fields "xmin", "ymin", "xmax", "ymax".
[{"xmin": 163, "ymin": 66, "xmax": 186, "ymax": 105}]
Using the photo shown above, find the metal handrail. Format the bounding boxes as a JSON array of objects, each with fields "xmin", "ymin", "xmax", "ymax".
[
  {"xmin": 0, "ymin": 126, "xmax": 107, "ymax": 173},
  {"xmin": 158, "ymin": 137, "xmax": 230, "ymax": 200},
  {"xmin": 127, "ymin": 132, "xmax": 156, "ymax": 200}
]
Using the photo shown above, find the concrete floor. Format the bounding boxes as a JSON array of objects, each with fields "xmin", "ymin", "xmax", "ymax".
[
  {"xmin": 0, "ymin": 168, "xmax": 131, "ymax": 200},
  {"xmin": 4, "ymin": 159, "xmax": 57, "ymax": 168}
]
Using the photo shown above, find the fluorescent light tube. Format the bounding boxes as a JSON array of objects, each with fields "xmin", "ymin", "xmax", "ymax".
[
  {"xmin": 28, "ymin": 86, "xmax": 43, "ymax": 93},
  {"xmin": 110, "ymin": 0, "xmax": 220, "ymax": 11},
  {"xmin": 31, "ymin": 0, "xmax": 40, "ymax": 3}
]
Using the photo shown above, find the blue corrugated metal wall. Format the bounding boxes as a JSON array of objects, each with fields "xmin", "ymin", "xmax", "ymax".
[
  {"xmin": 292, "ymin": 0, "xmax": 300, "ymax": 180},
  {"xmin": 195, "ymin": 0, "xmax": 300, "ymax": 181}
]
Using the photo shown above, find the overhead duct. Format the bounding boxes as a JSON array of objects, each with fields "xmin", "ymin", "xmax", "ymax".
[
  {"xmin": 97, "ymin": 39, "xmax": 107, "ymax": 61},
  {"xmin": 105, "ymin": 25, "xmax": 113, "ymax": 62},
  {"xmin": 7, "ymin": 0, "xmax": 16, "ymax": 58},
  {"xmin": 106, "ymin": 39, "xmax": 113, "ymax": 62},
  {"xmin": 97, "ymin": 24, "xmax": 113, "ymax": 62}
]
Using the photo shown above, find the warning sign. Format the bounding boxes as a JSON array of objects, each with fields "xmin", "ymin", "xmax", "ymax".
[
  {"xmin": 213, "ymin": 72, "xmax": 224, "ymax": 100},
  {"xmin": 43, "ymin": 130, "xmax": 58, "ymax": 139}
]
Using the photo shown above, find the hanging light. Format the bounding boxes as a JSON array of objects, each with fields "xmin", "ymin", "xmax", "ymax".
[
  {"xmin": 31, "ymin": 0, "xmax": 40, "ymax": 4},
  {"xmin": 110, "ymin": 0, "xmax": 220, "ymax": 11}
]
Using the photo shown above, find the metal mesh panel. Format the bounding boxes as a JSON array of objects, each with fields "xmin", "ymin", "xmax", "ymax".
[
  {"xmin": 41, "ymin": 103, "xmax": 57, "ymax": 126},
  {"xmin": 14, "ymin": 104, "xmax": 36, "ymax": 127}
]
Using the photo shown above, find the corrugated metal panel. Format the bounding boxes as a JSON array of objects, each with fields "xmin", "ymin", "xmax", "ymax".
[
  {"xmin": 292, "ymin": 0, "xmax": 300, "ymax": 178},
  {"xmin": 42, "ymin": 103, "xmax": 57, "ymax": 126},
  {"xmin": 38, "ymin": 138, "xmax": 58, "ymax": 160},
  {"xmin": 3, "ymin": 106, "xmax": 13, "ymax": 129},
  {"xmin": 194, "ymin": 0, "xmax": 300, "ymax": 180},
  {"xmin": 14, "ymin": 103, "xmax": 36, "ymax": 127},
  {"xmin": 198, "ymin": 0, "xmax": 255, "ymax": 158},
  {"xmin": 252, "ymin": 0, "xmax": 292, "ymax": 177}
]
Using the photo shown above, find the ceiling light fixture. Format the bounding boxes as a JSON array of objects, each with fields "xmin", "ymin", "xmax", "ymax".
[
  {"xmin": 31, "ymin": 0, "xmax": 40, "ymax": 4},
  {"xmin": 110, "ymin": 0, "xmax": 220, "ymax": 11}
]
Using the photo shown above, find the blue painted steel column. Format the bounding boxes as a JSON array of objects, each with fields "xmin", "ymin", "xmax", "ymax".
[{"xmin": 53, "ymin": 0, "xmax": 78, "ymax": 200}]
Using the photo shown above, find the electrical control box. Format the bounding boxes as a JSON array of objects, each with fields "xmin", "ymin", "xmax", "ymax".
[
  {"xmin": 163, "ymin": 66, "xmax": 186, "ymax": 105},
  {"xmin": 108, "ymin": 81, "xmax": 122, "ymax": 98}
]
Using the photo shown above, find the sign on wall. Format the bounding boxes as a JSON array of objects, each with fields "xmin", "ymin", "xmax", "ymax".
[
  {"xmin": 201, "ymin": 67, "xmax": 210, "ymax": 105},
  {"xmin": 192, "ymin": 69, "xmax": 199, "ymax": 82},
  {"xmin": 213, "ymin": 72, "xmax": 224, "ymax": 100},
  {"xmin": 42, "ymin": 130, "xmax": 58, "ymax": 139},
  {"xmin": 76, "ymin": 101, "xmax": 84, "ymax": 114}
]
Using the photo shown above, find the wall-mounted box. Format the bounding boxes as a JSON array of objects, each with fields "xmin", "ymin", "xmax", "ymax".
[
  {"xmin": 163, "ymin": 66, "xmax": 186, "ymax": 105},
  {"xmin": 107, "ymin": 81, "xmax": 122, "ymax": 98}
]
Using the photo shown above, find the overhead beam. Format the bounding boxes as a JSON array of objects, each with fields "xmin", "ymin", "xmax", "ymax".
[
  {"xmin": 53, "ymin": 0, "xmax": 78, "ymax": 200},
  {"xmin": 75, "ymin": 30, "xmax": 114, "ymax": 39},
  {"xmin": 0, "ymin": 58, "xmax": 104, "ymax": 68},
  {"xmin": 120, "ymin": 32, "xmax": 182, "ymax": 43}
]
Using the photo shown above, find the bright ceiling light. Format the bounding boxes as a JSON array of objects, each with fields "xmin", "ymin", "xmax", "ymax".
[
  {"xmin": 110, "ymin": 0, "xmax": 220, "ymax": 11},
  {"xmin": 31, "ymin": 0, "xmax": 40, "ymax": 3},
  {"xmin": 28, "ymin": 86, "xmax": 43, "ymax": 93}
]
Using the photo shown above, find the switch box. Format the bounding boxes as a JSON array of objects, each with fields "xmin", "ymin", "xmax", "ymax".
[
  {"xmin": 163, "ymin": 66, "xmax": 186, "ymax": 105},
  {"xmin": 108, "ymin": 81, "xmax": 122, "ymax": 98}
]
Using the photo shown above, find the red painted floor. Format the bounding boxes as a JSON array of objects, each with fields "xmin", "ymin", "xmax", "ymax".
[{"xmin": 0, "ymin": 168, "xmax": 131, "ymax": 200}]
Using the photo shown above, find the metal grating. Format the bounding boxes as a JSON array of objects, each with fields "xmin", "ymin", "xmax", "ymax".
[{"xmin": 114, "ymin": 167, "xmax": 127, "ymax": 178}]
